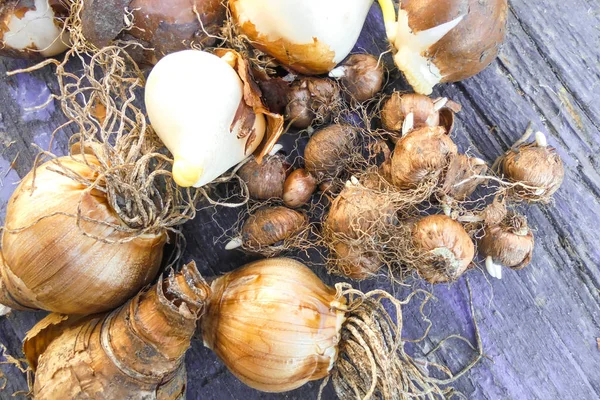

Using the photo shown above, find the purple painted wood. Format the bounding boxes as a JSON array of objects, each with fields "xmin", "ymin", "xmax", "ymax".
[{"xmin": 1, "ymin": 2, "xmax": 599, "ymax": 399}]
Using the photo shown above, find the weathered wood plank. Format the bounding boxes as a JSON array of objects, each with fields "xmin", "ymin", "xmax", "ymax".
[{"xmin": 0, "ymin": 2, "xmax": 599, "ymax": 399}]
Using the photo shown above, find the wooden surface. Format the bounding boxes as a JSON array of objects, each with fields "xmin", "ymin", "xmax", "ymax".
[{"xmin": 1, "ymin": 1, "xmax": 599, "ymax": 399}]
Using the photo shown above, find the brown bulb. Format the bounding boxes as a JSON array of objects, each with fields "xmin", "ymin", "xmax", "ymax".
[
  {"xmin": 324, "ymin": 183, "xmax": 396, "ymax": 279},
  {"xmin": 382, "ymin": 0, "xmax": 508, "ymax": 94},
  {"xmin": 285, "ymin": 77, "xmax": 341, "ymax": 129},
  {"xmin": 500, "ymin": 135, "xmax": 564, "ymax": 203},
  {"xmin": 479, "ymin": 213, "xmax": 534, "ymax": 270},
  {"xmin": 381, "ymin": 93, "xmax": 439, "ymax": 132},
  {"xmin": 0, "ymin": 156, "xmax": 165, "ymax": 314},
  {"xmin": 331, "ymin": 54, "xmax": 384, "ymax": 102},
  {"xmin": 442, "ymin": 154, "xmax": 488, "ymax": 200},
  {"xmin": 390, "ymin": 126, "xmax": 458, "ymax": 189},
  {"xmin": 81, "ymin": 0, "xmax": 226, "ymax": 63},
  {"xmin": 241, "ymin": 206, "xmax": 307, "ymax": 250},
  {"xmin": 304, "ymin": 124, "xmax": 357, "ymax": 181},
  {"xmin": 26, "ymin": 261, "xmax": 209, "ymax": 399},
  {"xmin": 283, "ymin": 169, "xmax": 318, "ymax": 208},
  {"xmin": 412, "ymin": 215, "xmax": 475, "ymax": 283},
  {"xmin": 238, "ymin": 155, "xmax": 289, "ymax": 200}
]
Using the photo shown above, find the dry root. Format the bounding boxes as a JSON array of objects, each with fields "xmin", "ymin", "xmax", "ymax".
[{"xmin": 326, "ymin": 283, "xmax": 483, "ymax": 399}]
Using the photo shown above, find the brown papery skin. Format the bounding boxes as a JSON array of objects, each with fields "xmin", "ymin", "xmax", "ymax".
[
  {"xmin": 337, "ymin": 54, "xmax": 384, "ymax": 102},
  {"xmin": 324, "ymin": 185, "xmax": 396, "ymax": 279},
  {"xmin": 230, "ymin": 1, "xmax": 335, "ymax": 74},
  {"xmin": 501, "ymin": 144, "xmax": 565, "ymax": 202},
  {"xmin": 81, "ymin": 0, "xmax": 226, "ymax": 63},
  {"xmin": 413, "ymin": 215, "xmax": 475, "ymax": 283},
  {"xmin": 381, "ymin": 93, "xmax": 439, "ymax": 132},
  {"xmin": 304, "ymin": 124, "xmax": 357, "ymax": 181},
  {"xmin": 0, "ymin": 156, "xmax": 166, "ymax": 314},
  {"xmin": 442, "ymin": 154, "xmax": 488, "ymax": 200},
  {"xmin": 26, "ymin": 262, "xmax": 210, "ymax": 399},
  {"xmin": 242, "ymin": 206, "xmax": 307, "ymax": 249},
  {"xmin": 285, "ymin": 78, "xmax": 341, "ymax": 129},
  {"xmin": 201, "ymin": 258, "xmax": 345, "ymax": 392},
  {"xmin": 283, "ymin": 169, "xmax": 317, "ymax": 208},
  {"xmin": 401, "ymin": 0, "xmax": 508, "ymax": 82},
  {"xmin": 0, "ymin": 0, "xmax": 68, "ymax": 59},
  {"xmin": 391, "ymin": 126, "xmax": 458, "ymax": 189},
  {"xmin": 238, "ymin": 155, "xmax": 289, "ymax": 200},
  {"xmin": 479, "ymin": 217, "xmax": 534, "ymax": 270}
]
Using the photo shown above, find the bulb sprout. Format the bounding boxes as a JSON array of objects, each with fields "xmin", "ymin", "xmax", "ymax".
[
  {"xmin": 328, "ymin": 66, "xmax": 347, "ymax": 78},
  {"xmin": 485, "ymin": 256, "xmax": 503, "ymax": 280},
  {"xmin": 535, "ymin": 131, "xmax": 548, "ymax": 148},
  {"xmin": 225, "ymin": 237, "xmax": 243, "ymax": 250},
  {"xmin": 402, "ymin": 112, "xmax": 415, "ymax": 136}
]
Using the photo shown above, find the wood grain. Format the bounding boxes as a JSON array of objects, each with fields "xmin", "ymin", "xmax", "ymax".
[{"xmin": 0, "ymin": 2, "xmax": 599, "ymax": 399}]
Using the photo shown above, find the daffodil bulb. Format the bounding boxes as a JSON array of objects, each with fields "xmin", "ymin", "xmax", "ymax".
[
  {"xmin": 230, "ymin": 0, "xmax": 374, "ymax": 75},
  {"xmin": 0, "ymin": 0, "xmax": 70, "ymax": 58},
  {"xmin": 145, "ymin": 50, "xmax": 285, "ymax": 188}
]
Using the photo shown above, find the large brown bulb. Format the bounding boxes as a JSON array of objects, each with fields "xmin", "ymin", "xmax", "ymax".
[
  {"xmin": 81, "ymin": 0, "xmax": 225, "ymax": 63},
  {"xmin": 26, "ymin": 262, "xmax": 209, "ymax": 399},
  {"xmin": 479, "ymin": 214, "xmax": 534, "ymax": 270},
  {"xmin": 0, "ymin": 156, "xmax": 166, "ymax": 314},
  {"xmin": 391, "ymin": 126, "xmax": 458, "ymax": 189},
  {"xmin": 401, "ymin": 0, "xmax": 508, "ymax": 82},
  {"xmin": 412, "ymin": 215, "xmax": 474, "ymax": 283},
  {"xmin": 201, "ymin": 258, "xmax": 345, "ymax": 393},
  {"xmin": 501, "ymin": 143, "xmax": 564, "ymax": 202}
]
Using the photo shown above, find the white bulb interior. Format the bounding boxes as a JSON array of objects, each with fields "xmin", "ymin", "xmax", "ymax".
[
  {"xmin": 145, "ymin": 50, "xmax": 266, "ymax": 188},
  {"xmin": 233, "ymin": 0, "xmax": 373, "ymax": 64},
  {"xmin": 2, "ymin": 0, "xmax": 69, "ymax": 57}
]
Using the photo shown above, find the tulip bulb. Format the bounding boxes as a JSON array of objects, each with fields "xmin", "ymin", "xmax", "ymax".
[
  {"xmin": 230, "ymin": 0, "xmax": 373, "ymax": 74},
  {"xmin": 0, "ymin": 0, "xmax": 69, "ymax": 58},
  {"xmin": 378, "ymin": 0, "xmax": 508, "ymax": 94},
  {"xmin": 25, "ymin": 261, "xmax": 210, "ymax": 399},
  {"xmin": 145, "ymin": 49, "xmax": 284, "ymax": 188},
  {"xmin": 0, "ymin": 156, "xmax": 166, "ymax": 314}
]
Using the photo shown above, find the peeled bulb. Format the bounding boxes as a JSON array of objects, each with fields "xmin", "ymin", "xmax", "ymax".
[
  {"xmin": 145, "ymin": 49, "xmax": 283, "ymax": 188},
  {"xmin": 0, "ymin": 0, "xmax": 69, "ymax": 58},
  {"xmin": 379, "ymin": 0, "xmax": 508, "ymax": 94},
  {"xmin": 230, "ymin": 0, "xmax": 373, "ymax": 74},
  {"xmin": 0, "ymin": 156, "xmax": 165, "ymax": 314}
]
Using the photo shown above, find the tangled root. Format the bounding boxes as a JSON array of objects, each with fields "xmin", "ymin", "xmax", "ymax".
[{"xmin": 325, "ymin": 283, "xmax": 483, "ymax": 399}]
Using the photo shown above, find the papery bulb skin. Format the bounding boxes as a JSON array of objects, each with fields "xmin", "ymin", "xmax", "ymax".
[
  {"xmin": 381, "ymin": 0, "xmax": 508, "ymax": 94},
  {"xmin": 479, "ymin": 213, "xmax": 534, "ymax": 270},
  {"xmin": 25, "ymin": 262, "xmax": 210, "ymax": 399},
  {"xmin": 391, "ymin": 126, "xmax": 458, "ymax": 189},
  {"xmin": 412, "ymin": 215, "xmax": 475, "ymax": 283},
  {"xmin": 500, "ymin": 141, "xmax": 564, "ymax": 203},
  {"xmin": 80, "ymin": 0, "xmax": 226, "ymax": 63},
  {"xmin": 230, "ymin": 0, "xmax": 373, "ymax": 74},
  {"xmin": 238, "ymin": 154, "xmax": 289, "ymax": 200},
  {"xmin": 0, "ymin": 0, "xmax": 70, "ymax": 58},
  {"xmin": 304, "ymin": 125, "xmax": 357, "ymax": 182},
  {"xmin": 145, "ymin": 50, "xmax": 266, "ymax": 188},
  {"xmin": 0, "ymin": 156, "xmax": 165, "ymax": 314},
  {"xmin": 201, "ymin": 258, "xmax": 346, "ymax": 393},
  {"xmin": 241, "ymin": 206, "xmax": 307, "ymax": 250}
]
